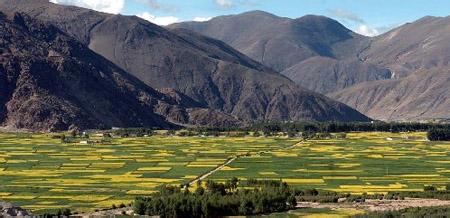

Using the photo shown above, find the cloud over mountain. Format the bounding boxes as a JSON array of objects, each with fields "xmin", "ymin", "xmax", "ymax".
[{"xmin": 49, "ymin": 0, "xmax": 124, "ymax": 14}]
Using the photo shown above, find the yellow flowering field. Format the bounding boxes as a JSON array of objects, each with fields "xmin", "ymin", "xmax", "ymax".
[{"xmin": 0, "ymin": 133, "xmax": 297, "ymax": 213}]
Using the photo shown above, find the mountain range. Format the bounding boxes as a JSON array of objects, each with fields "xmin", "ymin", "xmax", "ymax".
[
  {"xmin": 0, "ymin": 11, "xmax": 244, "ymax": 131},
  {"xmin": 171, "ymin": 11, "xmax": 450, "ymax": 121},
  {"xmin": 0, "ymin": 0, "xmax": 370, "ymax": 131}
]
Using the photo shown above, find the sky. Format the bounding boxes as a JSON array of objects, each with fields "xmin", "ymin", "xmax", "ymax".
[{"xmin": 49, "ymin": 0, "xmax": 450, "ymax": 36}]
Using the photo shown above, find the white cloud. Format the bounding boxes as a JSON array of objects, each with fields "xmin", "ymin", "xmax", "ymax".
[
  {"xmin": 328, "ymin": 9, "xmax": 364, "ymax": 24},
  {"xmin": 137, "ymin": 12, "xmax": 179, "ymax": 26},
  {"xmin": 215, "ymin": 0, "xmax": 233, "ymax": 8},
  {"xmin": 328, "ymin": 8, "xmax": 385, "ymax": 37},
  {"xmin": 356, "ymin": 24, "xmax": 380, "ymax": 37},
  {"xmin": 193, "ymin": 17, "xmax": 212, "ymax": 22},
  {"xmin": 135, "ymin": 0, "xmax": 177, "ymax": 12},
  {"xmin": 49, "ymin": 0, "xmax": 124, "ymax": 14}
]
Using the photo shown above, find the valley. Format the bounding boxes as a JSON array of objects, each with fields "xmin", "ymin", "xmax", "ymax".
[
  {"xmin": 0, "ymin": 0, "xmax": 449, "ymax": 217},
  {"xmin": 0, "ymin": 131, "xmax": 449, "ymax": 216}
]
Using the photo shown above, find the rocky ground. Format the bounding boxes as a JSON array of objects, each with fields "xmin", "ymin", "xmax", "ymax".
[
  {"xmin": 297, "ymin": 198, "xmax": 450, "ymax": 212},
  {"xmin": 74, "ymin": 207, "xmax": 135, "ymax": 217},
  {"xmin": 0, "ymin": 201, "xmax": 31, "ymax": 217}
]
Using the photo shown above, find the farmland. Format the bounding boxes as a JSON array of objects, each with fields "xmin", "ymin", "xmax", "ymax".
[
  {"xmin": 0, "ymin": 133, "xmax": 297, "ymax": 213},
  {"xmin": 211, "ymin": 132, "xmax": 450, "ymax": 194},
  {"xmin": 0, "ymin": 131, "xmax": 450, "ymax": 214}
]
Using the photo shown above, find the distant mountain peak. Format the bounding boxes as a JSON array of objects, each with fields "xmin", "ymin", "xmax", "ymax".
[
  {"xmin": 238, "ymin": 10, "xmax": 279, "ymax": 18},
  {"xmin": 294, "ymin": 14, "xmax": 351, "ymax": 31}
]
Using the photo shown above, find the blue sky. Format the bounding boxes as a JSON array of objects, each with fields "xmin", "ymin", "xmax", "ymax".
[{"xmin": 50, "ymin": 0, "xmax": 450, "ymax": 36}]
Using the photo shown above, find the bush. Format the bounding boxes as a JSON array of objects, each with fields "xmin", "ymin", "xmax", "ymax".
[
  {"xmin": 56, "ymin": 208, "xmax": 71, "ymax": 217},
  {"xmin": 424, "ymin": 185, "xmax": 437, "ymax": 192},
  {"xmin": 428, "ymin": 128, "xmax": 450, "ymax": 141}
]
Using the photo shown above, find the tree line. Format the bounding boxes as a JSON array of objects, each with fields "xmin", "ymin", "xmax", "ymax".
[
  {"xmin": 133, "ymin": 178, "xmax": 355, "ymax": 217},
  {"xmin": 427, "ymin": 128, "xmax": 450, "ymax": 141},
  {"xmin": 239, "ymin": 121, "xmax": 450, "ymax": 133}
]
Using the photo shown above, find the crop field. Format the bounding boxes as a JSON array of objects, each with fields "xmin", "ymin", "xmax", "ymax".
[
  {"xmin": 211, "ymin": 132, "xmax": 450, "ymax": 195},
  {"xmin": 0, "ymin": 133, "xmax": 297, "ymax": 213},
  {"xmin": 0, "ymin": 132, "xmax": 449, "ymax": 214}
]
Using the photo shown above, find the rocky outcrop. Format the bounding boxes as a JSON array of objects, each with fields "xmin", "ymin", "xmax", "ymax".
[{"xmin": 0, "ymin": 201, "xmax": 31, "ymax": 217}]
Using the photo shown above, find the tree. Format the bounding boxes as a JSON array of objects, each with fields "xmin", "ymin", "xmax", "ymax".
[
  {"xmin": 70, "ymin": 129, "xmax": 78, "ymax": 138},
  {"xmin": 60, "ymin": 134, "xmax": 66, "ymax": 143},
  {"xmin": 133, "ymin": 199, "xmax": 146, "ymax": 215},
  {"xmin": 424, "ymin": 185, "xmax": 437, "ymax": 192},
  {"xmin": 287, "ymin": 195, "xmax": 297, "ymax": 207},
  {"xmin": 230, "ymin": 177, "xmax": 239, "ymax": 190},
  {"xmin": 195, "ymin": 186, "xmax": 205, "ymax": 196},
  {"xmin": 428, "ymin": 128, "xmax": 450, "ymax": 141}
]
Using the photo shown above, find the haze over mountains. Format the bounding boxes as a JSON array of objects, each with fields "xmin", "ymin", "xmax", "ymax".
[
  {"xmin": 0, "ymin": 0, "xmax": 370, "ymax": 131},
  {"xmin": 171, "ymin": 11, "xmax": 450, "ymax": 121}
]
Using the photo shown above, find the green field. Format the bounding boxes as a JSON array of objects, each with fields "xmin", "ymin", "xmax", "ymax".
[
  {"xmin": 0, "ymin": 131, "xmax": 449, "ymax": 214},
  {"xmin": 0, "ymin": 133, "xmax": 297, "ymax": 213},
  {"xmin": 211, "ymin": 132, "xmax": 450, "ymax": 194}
]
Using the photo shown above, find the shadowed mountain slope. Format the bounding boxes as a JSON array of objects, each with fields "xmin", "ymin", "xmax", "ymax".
[
  {"xmin": 0, "ymin": 0, "xmax": 370, "ymax": 123},
  {"xmin": 0, "ymin": 12, "xmax": 239, "ymax": 131}
]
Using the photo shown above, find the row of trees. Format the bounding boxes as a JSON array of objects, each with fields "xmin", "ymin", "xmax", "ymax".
[
  {"xmin": 133, "ymin": 177, "xmax": 387, "ymax": 217},
  {"xmin": 191, "ymin": 121, "xmax": 450, "ymax": 135},
  {"xmin": 428, "ymin": 128, "xmax": 450, "ymax": 141},
  {"xmin": 390, "ymin": 185, "xmax": 450, "ymax": 200},
  {"xmin": 247, "ymin": 121, "xmax": 450, "ymax": 133},
  {"xmin": 133, "ymin": 179, "xmax": 298, "ymax": 217},
  {"xmin": 69, "ymin": 121, "xmax": 450, "ymax": 140}
]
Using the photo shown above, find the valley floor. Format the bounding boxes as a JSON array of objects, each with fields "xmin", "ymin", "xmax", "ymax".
[{"xmin": 0, "ymin": 131, "xmax": 449, "ymax": 215}]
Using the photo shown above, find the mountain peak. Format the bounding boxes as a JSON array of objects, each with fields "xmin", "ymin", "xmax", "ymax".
[
  {"xmin": 294, "ymin": 14, "xmax": 349, "ymax": 29},
  {"xmin": 238, "ymin": 10, "xmax": 279, "ymax": 18}
]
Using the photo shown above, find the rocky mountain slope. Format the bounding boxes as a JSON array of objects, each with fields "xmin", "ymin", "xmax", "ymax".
[
  {"xmin": 331, "ymin": 16, "xmax": 450, "ymax": 121},
  {"xmin": 170, "ymin": 11, "xmax": 392, "ymax": 94},
  {"xmin": 0, "ymin": 12, "xmax": 239, "ymax": 131},
  {"xmin": 331, "ymin": 69, "xmax": 450, "ymax": 121},
  {"xmin": 360, "ymin": 16, "xmax": 450, "ymax": 78},
  {"xmin": 0, "ymin": 0, "xmax": 370, "ymax": 123},
  {"xmin": 173, "ymin": 11, "xmax": 450, "ymax": 121}
]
